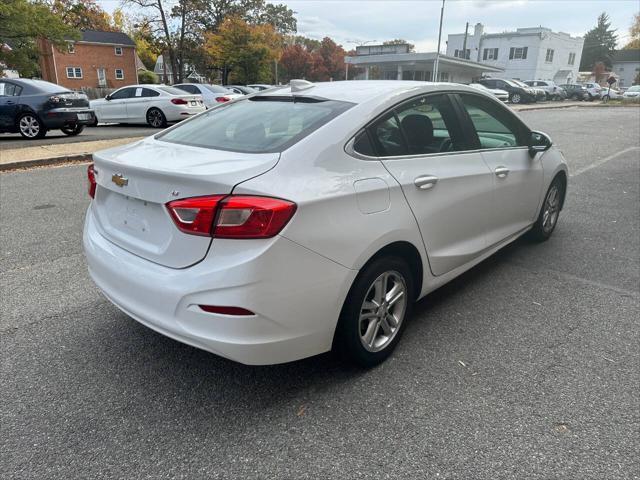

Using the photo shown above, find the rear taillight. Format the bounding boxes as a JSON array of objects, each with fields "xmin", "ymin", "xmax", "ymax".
[
  {"xmin": 215, "ymin": 96, "xmax": 230, "ymax": 102},
  {"xmin": 171, "ymin": 98, "xmax": 189, "ymax": 105},
  {"xmin": 87, "ymin": 164, "xmax": 96, "ymax": 199},
  {"xmin": 166, "ymin": 195, "xmax": 296, "ymax": 239}
]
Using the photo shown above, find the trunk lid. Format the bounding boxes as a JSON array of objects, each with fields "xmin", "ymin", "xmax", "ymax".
[
  {"xmin": 91, "ymin": 137, "xmax": 279, "ymax": 268},
  {"xmin": 53, "ymin": 91, "xmax": 90, "ymax": 108}
]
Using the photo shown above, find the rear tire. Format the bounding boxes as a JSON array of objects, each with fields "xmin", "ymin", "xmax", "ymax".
[
  {"xmin": 334, "ymin": 256, "xmax": 414, "ymax": 367},
  {"xmin": 61, "ymin": 124, "xmax": 85, "ymax": 136},
  {"xmin": 146, "ymin": 108, "xmax": 167, "ymax": 128},
  {"xmin": 18, "ymin": 113, "xmax": 47, "ymax": 139},
  {"xmin": 527, "ymin": 176, "xmax": 565, "ymax": 242}
]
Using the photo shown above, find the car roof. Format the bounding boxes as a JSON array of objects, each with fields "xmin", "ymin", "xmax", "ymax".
[{"xmin": 261, "ymin": 80, "xmax": 483, "ymax": 104}]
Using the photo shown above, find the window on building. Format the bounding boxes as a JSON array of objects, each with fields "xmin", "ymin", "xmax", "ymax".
[
  {"xmin": 568, "ymin": 52, "xmax": 576, "ymax": 65},
  {"xmin": 115, "ymin": 46, "xmax": 123, "ymax": 56},
  {"xmin": 483, "ymin": 48, "xmax": 499, "ymax": 60},
  {"xmin": 454, "ymin": 49, "xmax": 470, "ymax": 59},
  {"xmin": 545, "ymin": 49, "xmax": 554, "ymax": 63},
  {"xmin": 115, "ymin": 69, "xmax": 124, "ymax": 80},
  {"xmin": 67, "ymin": 42, "xmax": 75, "ymax": 54},
  {"xmin": 509, "ymin": 47, "xmax": 528, "ymax": 60},
  {"xmin": 66, "ymin": 67, "xmax": 82, "ymax": 78}
]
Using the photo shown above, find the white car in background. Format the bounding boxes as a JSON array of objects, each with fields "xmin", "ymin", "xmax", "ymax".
[
  {"xmin": 524, "ymin": 80, "xmax": 564, "ymax": 100},
  {"xmin": 600, "ymin": 87, "xmax": 622, "ymax": 101},
  {"xmin": 174, "ymin": 83, "xmax": 242, "ymax": 108},
  {"xmin": 622, "ymin": 85, "xmax": 640, "ymax": 98},
  {"xmin": 84, "ymin": 80, "xmax": 568, "ymax": 367},
  {"xmin": 90, "ymin": 85, "xmax": 205, "ymax": 127},
  {"xmin": 468, "ymin": 83, "xmax": 509, "ymax": 101},
  {"xmin": 247, "ymin": 84, "xmax": 274, "ymax": 91},
  {"xmin": 581, "ymin": 82, "xmax": 603, "ymax": 100}
]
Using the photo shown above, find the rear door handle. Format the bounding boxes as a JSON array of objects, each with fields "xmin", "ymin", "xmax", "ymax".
[
  {"xmin": 414, "ymin": 175, "xmax": 438, "ymax": 190},
  {"xmin": 495, "ymin": 166, "xmax": 510, "ymax": 178}
]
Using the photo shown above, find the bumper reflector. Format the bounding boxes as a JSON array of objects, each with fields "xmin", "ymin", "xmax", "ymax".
[{"xmin": 199, "ymin": 305, "xmax": 255, "ymax": 316}]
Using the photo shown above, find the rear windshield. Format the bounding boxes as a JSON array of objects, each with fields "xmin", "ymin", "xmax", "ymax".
[
  {"xmin": 26, "ymin": 80, "xmax": 72, "ymax": 94},
  {"xmin": 156, "ymin": 97, "xmax": 353, "ymax": 153},
  {"xmin": 203, "ymin": 84, "xmax": 231, "ymax": 94},
  {"xmin": 156, "ymin": 86, "xmax": 189, "ymax": 95}
]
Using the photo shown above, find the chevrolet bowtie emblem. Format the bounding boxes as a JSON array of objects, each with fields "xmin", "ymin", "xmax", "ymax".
[{"xmin": 111, "ymin": 173, "xmax": 128, "ymax": 187}]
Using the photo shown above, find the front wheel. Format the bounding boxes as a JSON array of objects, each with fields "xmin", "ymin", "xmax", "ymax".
[
  {"xmin": 334, "ymin": 256, "xmax": 414, "ymax": 367},
  {"xmin": 18, "ymin": 113, "xmax": 47, "ymax": 139},
  {"xmin": 510, "ymin": 93, "xmax": 522, "ymax": 104},
  {"xmin": 527, "ymin": 177, "xmax": 565, "ymax": 242},
  {"xmin": 146, "ymin": 108, "xmax": 167, "ymax": 128},
  {"xmin": 61, "ymin": 124, "xmax": 85, "ymax": 136}
]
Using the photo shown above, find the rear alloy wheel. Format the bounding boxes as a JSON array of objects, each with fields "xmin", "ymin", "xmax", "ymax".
[
  {"xmin": 18, "ymin": 114, "xmax": 47, "ymax": 139},
  {"xmin": 528, "ymin": 177, "xmax": 564, "ymax": 242},
  {"xmin": 61, "ymin": 124, "xmax": 85, "ymax": 136},
  {"xmin": 146, "ymin": 108, "xmax": 167, "ymax": 128},
  {"xmin": 510, "ymin": 93, "xmax": 521, "ymax": 104},
  {"xmin": 335, "ymin": 256, "xmax": 414, "ymax": 367}
]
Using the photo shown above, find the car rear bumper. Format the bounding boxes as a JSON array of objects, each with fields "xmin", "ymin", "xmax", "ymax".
[
  {"xmin": 83, "ymin": 206, "xmax": 357, "ymax": 365},
  {"xmin": 43, "ymin": 108, "xmax": 94, "ymax": 128},
  {"xmin": 163, "ymin": 104, "xmax": 206, "ymax": 122}
]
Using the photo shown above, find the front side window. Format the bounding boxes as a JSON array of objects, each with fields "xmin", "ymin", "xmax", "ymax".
[
  {"xmin": 157, "ymin": 97, "xmax": 353, "ymax": 153},
  {"xmin": 115, "ymin": 69, "xmax": 124, "ymax": 80},
  {"xmin": 458, "ymin": 93, "xmax": 527, "ymax": 149},
  {"xmin": 509, "ymin": 47, "xmax": 528, "ymax": 60},
  {"xmin": 66, "ymin": 67, "xmax": 82, "ymax": 78},
  {"xmin": 109, "ymin": 87, "xmax": 134, "ymax": 100}
]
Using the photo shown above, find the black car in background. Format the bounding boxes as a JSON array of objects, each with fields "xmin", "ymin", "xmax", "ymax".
[
  {"xmin": 559, "ymin": 84, "xmax": 589, "ymax": 101},
  {"xmin": 477, "ymin": 78, "xmax": 537, "ymax": 104},
  {"xmin": 0, "ymin": 79, "xmax": 94, "ymax": 139}
]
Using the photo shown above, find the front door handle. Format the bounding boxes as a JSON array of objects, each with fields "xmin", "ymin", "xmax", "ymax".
[
  {"xmin": 414, "ymin": 175, "xmax": 438, "ymax": 190},
  {"xmin": 495, "ymin": 166, "xmax": 510, "ymax": 178}
]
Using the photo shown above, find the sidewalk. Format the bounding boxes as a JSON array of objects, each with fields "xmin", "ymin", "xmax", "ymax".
[{"xmin": 0, "ymin": 137, "xmax": 144, "ymax": 171}]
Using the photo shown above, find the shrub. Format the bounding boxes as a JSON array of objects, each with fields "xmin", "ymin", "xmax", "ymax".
[{"xmin": 138, "ymin": 70, "xmax": 158, "ymax": 84}]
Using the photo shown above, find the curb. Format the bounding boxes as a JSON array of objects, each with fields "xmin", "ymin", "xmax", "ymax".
[{"xmin": 0, "ymin": 153, "xmax": 93, "ymax": 172}]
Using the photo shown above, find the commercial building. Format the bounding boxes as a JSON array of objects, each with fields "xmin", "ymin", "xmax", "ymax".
[
  {"xmin": 344, "ymin": 43, "xmax": 503, "ymax": 84},
  {"xmin": 611, "ymin": 49, "xmax": 640, "ymax": 88},
  {"xmin": 39, "ymin": 30, "xmax": 137, "ymax": 89},
  {"xmin": 446, "ymin": 24, "xmax": 584, "ymax": 83}
]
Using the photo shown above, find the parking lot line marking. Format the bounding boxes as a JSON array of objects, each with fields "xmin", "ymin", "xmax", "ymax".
[{"xmin": 571, "ymin": 146, "xmax": 640, "ymax": 177}]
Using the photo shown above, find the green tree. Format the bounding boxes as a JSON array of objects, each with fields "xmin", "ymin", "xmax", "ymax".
[
  {"xmin": 47, "ymin": 0, "xmax": 114, "ymax": 31},
  {"xmin": 0, "ymin": 0, "xmax": 79, "ymax": 78},
  {"xmin": 383, "ymin": 39, "xmax": 415, "ymax": 52},
  {"xmin": 205, "ymin": 15, "xmax": 281, "ymax": 84},
  {"xmin": 580, "ymin": 12, "xmax": 618, "ymax": 70},
  {"xmin": 624, "ymin": 12, "xmax": 640, "ymax": 49}
]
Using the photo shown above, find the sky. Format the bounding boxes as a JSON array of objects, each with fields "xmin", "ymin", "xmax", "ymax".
[{"xmin": 98, "ymin": 0, "xmax": 639, "ymax": 51}]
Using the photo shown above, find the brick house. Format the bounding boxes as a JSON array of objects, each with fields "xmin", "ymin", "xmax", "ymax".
[{"xmin": 39, "ymin": 30, "xmax": 137, "ymax": 89}]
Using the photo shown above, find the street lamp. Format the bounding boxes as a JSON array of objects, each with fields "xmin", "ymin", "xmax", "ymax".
[{"xmin": 432, "ymin": 0, "xmax": 445, "ymax": 82}]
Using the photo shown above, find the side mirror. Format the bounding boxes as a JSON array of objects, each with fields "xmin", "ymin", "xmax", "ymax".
[
  {"xmin": 105, "ymin": 94, "xmax": 112, "ymax": 101},
  {"xmin": 528, "ymin": 130, "xmax": 552, "ymax": 157}
]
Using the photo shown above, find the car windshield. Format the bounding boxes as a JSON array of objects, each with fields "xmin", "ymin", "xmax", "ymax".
[
  {"xmin": 156, "ymin": 86, "xmax": 189, "ymax": 95},
  {"xmin": 469, "ymin": 83, "xmax": 488, "ymax": 90},
  {"xmin": 203, "ymin": 84, "xmax": 232, "ymax": 94},
  {"xmin": 156, "ymin": 96, "xmax": 354, "ymax": 153},
  {"xmin": 511, "ymin": 80, "xmax": 528, "ymax": 88}
]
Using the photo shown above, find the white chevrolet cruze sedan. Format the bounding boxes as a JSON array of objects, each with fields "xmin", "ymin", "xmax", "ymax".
[{"xmin": 83, "ymin": 80, "xmax": 568, "ymax": 367}]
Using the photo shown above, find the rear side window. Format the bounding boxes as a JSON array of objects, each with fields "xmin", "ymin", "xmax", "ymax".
[
  {"xmin": 0, "ymin": 82, "xmax": 22, "ymax": 96},
  {"xmin": 369, "ymin": 113, "xmax": 406, "ymax": 157},
  {"xmin": 142, "ymin": 88, "xmax": 159, "ymax": 97},
  {"xmin": 157, "ymin": 97, "xmax": 353, "ymax": 153},
  {"xmin": 458, "ymin": 93, "xmax": 528, "ymax": 149},
  {"xmin": 353, "ymin": 131, "xmax": 376, "ymax": 156}
]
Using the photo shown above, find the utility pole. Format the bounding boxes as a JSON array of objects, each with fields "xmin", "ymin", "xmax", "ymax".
[
  {"xmin": 462, "ymin": 22, "xmax": 469, "ymax": 59},
  {"xmin": 432, "ymin": 0, "xmax": 445, "ymax": 82},
  {"xmin": 274, "ymin": 59, "xmax": 278, "ymax": 85}
]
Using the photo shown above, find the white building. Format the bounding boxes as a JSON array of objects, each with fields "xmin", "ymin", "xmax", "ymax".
[
  {"xmin": 611, "ymin": 50, "xmax": 640, "ymax": 88},
  {"xmin": 153, "ymin": 55, "xmax": 206, "ymax": 84},
  {"xmin": 447, "ymin": 24, "xmax": 584, "ymax": 83},
  {"xmin": 345, "ymin": 43, "xmax": 503, "ymax": 84}
]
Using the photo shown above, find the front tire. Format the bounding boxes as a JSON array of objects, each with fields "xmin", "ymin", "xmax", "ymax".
[
  {"xmin": 61, "ymin": 124, "xmax": 85, "ymax": 136},
  {"xmin": 18, "ymin": 113, "xmax": 47, "ymax": 139},
  {"xmin": 334, "ymin": 256, "xmax": 414, "ymax": 367},
  {"xmin": 146, "ymin": 108, "xmax": 167, "ymax": 128},
  {"xmin": 528, "ymin": 177, "xmax": 565, "ymax": 242},
  {"xmin": 510, "ymin": 93, "xmax": 522, "ymax": 104}
]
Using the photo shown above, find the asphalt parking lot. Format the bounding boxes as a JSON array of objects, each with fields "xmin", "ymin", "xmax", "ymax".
[
  {"xmin": 0, "ymin": 125, "xmax": 154, "ymax": 149},
  {"xmin": 1, "ymin": 107, "xmax": 639, "ymax": 479}
]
